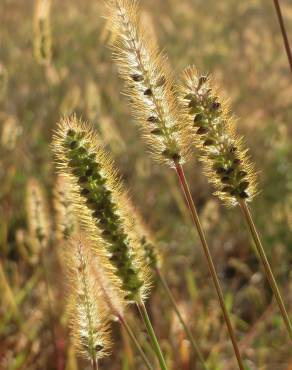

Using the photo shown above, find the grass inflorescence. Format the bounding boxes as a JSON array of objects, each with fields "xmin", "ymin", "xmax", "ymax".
[
  {"xmin": 106, "ymin": 0, "xmax": 189, "ymax": 166},
  {"xmin": 180, "ymin": 67, "xmax": 257, "ymax": 207},
  {"xmin": 52, "ymin": 116, "xmax": 150, "ymax": 303}
]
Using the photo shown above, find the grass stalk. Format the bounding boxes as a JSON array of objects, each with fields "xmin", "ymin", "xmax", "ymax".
[
  {"xmin": 239, "ymin": 200, "xmax": 292, "ymax": 341},
  {"xmin": 174, "ymin": 161, "xmax": 245, "ymax": 370},
  {"xmin": 118, "ymin": 315, "xmax": 154, "ymax": 370},
  {"xmin": 137, "ymin": 301, "xmax": 168, "ymax": 370},
  {"xmin": 272, "ymin": 0, "xmax": 292, "ymax": 73},
  {"xmin": 92, "ymin": 358, "xmax": 98, "ymax": 370},
  {"xmin": 155, "ymin": 267, "xmax": 208, "ymax": 370}
]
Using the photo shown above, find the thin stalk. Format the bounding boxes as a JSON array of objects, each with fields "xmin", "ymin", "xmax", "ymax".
[
  {"xmin": 118, "ymin": 314, "xmax": 154, "ymax": 370},
  {"xmin": 272, "ymin": 0, "xmax": 292, "ymax": 74},
  {"xmin": 155, "ymin": 267, "xmax": 208, "ymax": 370},
  {"xmin": 239, "ymin": 200, "xmax": 292, "ymax": 341},
  {"xmin": 174, "ymin": 161, "xmax": 245, "ymax": 370},
  {"xmin": 39, "ymin": 241, "xmax": 59, "ymax": 365},
  {"xmin": 91, "ymin": 358, "xmax": 98, "ymax": 370},
  {"xmin": 137, "ymin": 301, "xmax": 168, "ymax": 370}
]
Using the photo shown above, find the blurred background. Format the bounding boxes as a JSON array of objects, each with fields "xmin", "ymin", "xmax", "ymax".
[{"xmin": 1, "ymin": 0, "xmax": 292, "ymax": 369}]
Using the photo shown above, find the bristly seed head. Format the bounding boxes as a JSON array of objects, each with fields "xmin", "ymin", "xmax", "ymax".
[
  {"xmin": 53, "ymin": 175, "xmax": 77, "ymax": 241},
  {"xmin": 179, "ymin": 66, "xmax": 257, "ymax": 207},
  {"xmin": 52, "ymin": 116, "xmax": 150, "ymax": 303},
  {"xmin": 105, "ymin": 0, "xmax": 189, "ymax": 167},
  {"xmin": 66, "ymin": 234, "xmax": 111, "ymax": 362},
  {"xmin": 26, "ymin": 178, "xmax": 50, "ymax": 246}
]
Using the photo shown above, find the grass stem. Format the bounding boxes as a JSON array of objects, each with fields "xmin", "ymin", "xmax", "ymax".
[
  {"xmin": 239, "ymin": 200, "xmax": 292, "ymax": 341},
  {"xmin": 155, "ymin": 267, "xmax": 208, "ymax": 370},
  {"xmin": 92, "ymin": 358, "xmax": 98, "ymax": 370},
  {"xmin": 272, "ymin": 0, "xmax": 292, "ymax": 74},
  {"xmin": 118, "ymin": 315, "xmax": 154, "ymax": 370},
  {"xmin": 137, "ymin": 301, "xmax": 168, "ymax": 370},
  {"xmin": 174, "ymin": 161, "xmax": 245, "ymax": 370}
]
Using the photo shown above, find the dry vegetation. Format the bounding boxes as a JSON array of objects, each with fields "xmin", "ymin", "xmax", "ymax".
[{"xmin": 1, "ymin": 0, "xmax": 292, "ymax": 369}]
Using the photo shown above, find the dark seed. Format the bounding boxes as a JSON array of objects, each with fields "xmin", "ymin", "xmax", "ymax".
[
  {"xmin": 85, "ymin": 169, "xmax": 93, "ymax": 177},
  {"xmin": 184, "ymin": 93, "xmax": 194, "ymax": 100},
  {"xmin": 78, "ymin": 146, "xmax": 86, "ymax": 155},
  {"xmin": 151, "ymin": 128, "xmax": 162, "ymax": 135},
  {"xmin": 225, "ymin": 167, "xmax": 234, "ymax": 175},
  {"xmin": 70, "ymin": 140, "xmax": 78, "ymax": 149},
  {"xmin": 239, "ymin": 191, "xmax": 249, "ymax": 199},
  {"xmin": 233, "ymin": 158, "xmax": 241, "ymax": 166},
  {"xmin": 221, "ymin": 176, "xmax": 231, "ymax": 184},
  {"xmin": 237, "ymin": 170, "xmax": 247, "ymax": 178},
  {"xmin": 211, "ymin": 101, "xmax": 221, "ymax": 110},
  {"xmin": 78, "ymin": 176, "xmax": 87, "ymax": 184},
  {"xmin": 67, "ymin": 129, "xmax": 76, "ymax": 137},
  {"xmin": 172, "ymin": 153, "xmax": 181, "ymax": 161},
  {"xmin": 198, "ymin": 75, "xmax": 207, "ymax": 87},
  {"xmin": 194, "ymin": 113, "xmax": 203, "ymax": 123},
  {"xmin": 144, "ymin": 88, "xmax": 152, "ymax": 96},
  {"xmin": 222, "ymin": 186, "xmax": 233, "ymax": 193},
  {"xmin": 238, "ymin": 181, "xmax": 249, "ymax": 191},
  {"xmin": 95, "ymin": 345, "xmax": 104, "ymax": 352},
  {"xmin": 81, "ymin": 188, "xmax": 90, "ymax": 196},
  {"xmin": 215, "ymin": 167, "xmax": 226, "ymax": 174},
  {"xmin": 147, "ymin": 116, "xmax": 159, "ymax": 123},
  {"xmin": 197, "ymin": 127, "xmax": 208, "ymax": 134},
  {"xmin": 131, "ymin": 74, "xmax": 143, "ymax": 82},
  {"xmin": 203, "ymin": 139, "xmax": 215, "ymax": 146}
]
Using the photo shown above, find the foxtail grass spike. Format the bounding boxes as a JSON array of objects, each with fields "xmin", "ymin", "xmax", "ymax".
[
  {"xmin": 179, "ymin": 66, "xmax": 257, "ymax": 207},
  {"xmin": 52, "ymin": 116, "xmax": 150, "ymax": 303},
  {"xmin": 180, "ymin": 67, "xmax": 292, "ymax": 342},
  {"xmin": 53, "ymin": 175, "xmax": 77, "ymax": 241},
  {"xmin": 34, "ymin": 0, "xmax": 52, "ymax": 65},
  {"xmin": 66, "ymin": 234, "xmax": 111, "ymax": 364},
  {"xmin": 105, "ymin": 0, "xmax": 189, "ymax": 166},
  {"xmin": 26, "ymin": 178, "xmax": 50, "ymax": 246}
]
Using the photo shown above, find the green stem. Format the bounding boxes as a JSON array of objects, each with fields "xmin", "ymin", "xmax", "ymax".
[
  {"xmin": 118, "ymin": 314, "xmax": 154, "ymax": 370},
  {"xmin": 155, "ymin": 268, "xmax": 208, "ymax": 370},
  {"xmin": 174, "ymin": 161, "xmax": 245, "ymax": 370},
  {"xmin": 137, "ymin": 301, "xmax": 168, "ymax": 370},
  {"xmin": 239, "ymin": 200, "xmax": 292, "ymax": 341}
]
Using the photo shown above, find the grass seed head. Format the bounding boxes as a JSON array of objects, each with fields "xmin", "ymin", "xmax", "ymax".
[
  {"xmin": 34, "ymin": 0, "xmax": 52, "ymax": 65},
  {"xmin": 52, "ymin": 116, "xmax": 150, "ymax": 303},
  {"xmin": 105, "ymin": 0, "xmax": 189, "ymax": 167},
  {"xmin": 66, "ymin": 234, "xmax": 112, "ymax": 362},
  {"xmin": 53, "ymin": 175, "xmax": 77, "ymax": 241},
  {"xmin": 26, "ymin": 178, "xmax": 50, "ymax": 246},
  {"xmin": 179, "ymin": 66, "xmax": 257, "ymax": 207}
]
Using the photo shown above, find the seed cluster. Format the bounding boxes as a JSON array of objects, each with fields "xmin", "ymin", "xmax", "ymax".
[
  {"xmin": 34, "ymin": 0, "xmax": 52, "ymax": 65},
  {"xmin": 54, "ymin": 176, "xmax": 77, "ymax": 241},
  {"xmin": 53, "ymin": 117, "xmax": 147, "ymax": 302},
  {"xmin": 107, "ymin": 0, "xmax": 188, "ymax": 166},
  {"xmin": 180, "ymin": 67, "xmax": 256, "ymax": 206},
  {"xmin": 26, "ymin": 178, "xmax": 50, "ymax": 245},
  {"xmin": 67, "ymin": 235, "xmax": 111, "ymax": 361}
]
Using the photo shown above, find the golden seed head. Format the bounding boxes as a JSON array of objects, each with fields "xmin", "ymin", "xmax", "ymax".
[
  {"xmin": 53, "ymin": 175, "xmax": 77, "ymax": 241},
  {"xmin": 106, "ymin": 0, "xmax": 189, "ymax": 166},
  {"xmin": 179, "ymin": 66, "xmax": 257, "ymax": 207},
  {"xmin": 52, "ymin": 115, "xmax": 151, "ymax": 303},
  {"xmin": 34, "ymin": 0, "xmax": 52, "ymax": 65},
  {"xmin": 66, "ymin": 234, "xmax": 112, "ymax": 361},
  {"xmin": 26, "ymin": 178, "xmax": 50, "ymax": 245}
]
